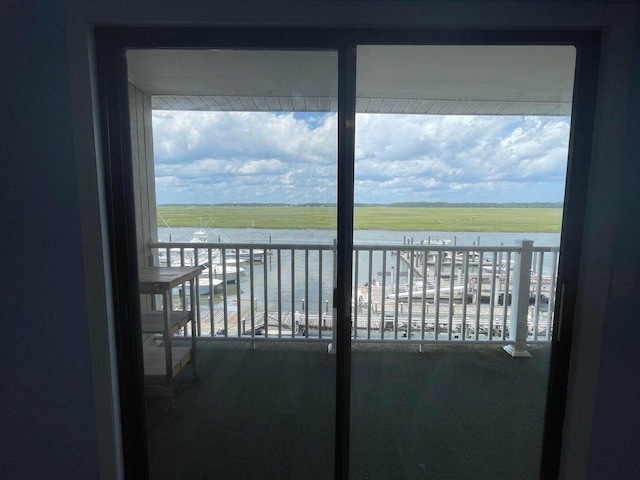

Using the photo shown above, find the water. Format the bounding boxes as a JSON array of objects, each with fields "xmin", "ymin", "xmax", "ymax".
[{"xmin": 158, "ymin": 227, "xmax": 560, "ymax": 247}]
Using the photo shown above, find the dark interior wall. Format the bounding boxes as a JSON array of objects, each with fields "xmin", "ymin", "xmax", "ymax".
[
  {"xmin": 1, "ymin": 1, "xmax": 639, "ymax": 479},
  {"xmin": 0, "ymin": 1, "xmax": 100, "ymax": 478},
  {"xmin": 587, "ymin": 9, "xmax": 640, "ymax": 480}
]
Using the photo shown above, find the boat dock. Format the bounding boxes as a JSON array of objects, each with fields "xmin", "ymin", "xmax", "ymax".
[
  {"xmin": 394, "ymin": 249, "xmax": 548, "ymax": 306},
  {"xmin": 194, "ymin": 283, "xmax": 550, "ymax": 340}
]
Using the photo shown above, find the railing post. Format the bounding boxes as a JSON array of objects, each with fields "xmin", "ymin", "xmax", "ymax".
[{"xmin": 504, "ymin": 240, "xmax": 533, "ymax": 357}]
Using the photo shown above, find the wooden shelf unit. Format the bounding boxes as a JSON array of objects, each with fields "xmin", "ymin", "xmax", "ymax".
[{"xmin": 139, "ymin": 266, "xmax": 201, "ymax": 401}]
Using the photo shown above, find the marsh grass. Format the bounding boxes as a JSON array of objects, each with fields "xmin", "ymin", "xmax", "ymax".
[{"xmin": 157, "ymin": 205, "xmax": 562, "ymax": 232}]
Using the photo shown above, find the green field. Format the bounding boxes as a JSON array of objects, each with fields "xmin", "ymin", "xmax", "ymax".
[{"xmin": 157, "ymin": 205, "xmax": 562, "ymax": 232}]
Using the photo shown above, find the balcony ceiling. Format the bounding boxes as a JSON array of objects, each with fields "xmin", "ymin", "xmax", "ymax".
[{"xmin": 127, "ymin": 46, "xmax": 575, "ymax": 116}]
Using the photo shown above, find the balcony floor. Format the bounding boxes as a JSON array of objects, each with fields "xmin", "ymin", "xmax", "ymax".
[{"xmin": 146, "ymin": 341, "xmax": 550, "ymax": 480}]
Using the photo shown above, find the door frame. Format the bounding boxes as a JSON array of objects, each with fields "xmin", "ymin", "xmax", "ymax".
[{"xmin": 95, "ymin": 26, "xmax": 600, "ymax": 480}]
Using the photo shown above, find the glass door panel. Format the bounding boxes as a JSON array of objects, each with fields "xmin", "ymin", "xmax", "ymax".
[
  {"xmin": 127, "ymin": 48, "xmax": 338, "ymax": 480},
  {"xmin": 351, "ymin": 45, "xmax": 575, "ymax": 479}
]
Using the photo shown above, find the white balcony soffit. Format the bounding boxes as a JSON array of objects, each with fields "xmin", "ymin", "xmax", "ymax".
[{"xmin": 127, "ymin": 46, "xmax": 575, "ymax": 116}]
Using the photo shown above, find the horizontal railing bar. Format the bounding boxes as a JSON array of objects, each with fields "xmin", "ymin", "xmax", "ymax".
[
  {"xmin": 151, "ymin": 241, "xmax": 558, "ymax": 255},
  {"xmin": 150, "ymin": 241, "xmax": 334, "ymax": 250},
  {"xmin": 352, "ymin": 339, "xmax": 512, "ymax": 345},
  {"xmin": 180, "ymin": 336, "xmax": 550, "ymax": 346},
  {"xmin": 354, "ymin": 244, "xmax": 523, "ymax": 252},
  {"xmin": 152, "ymin": 241, "xmax": 558, "ymax": 249},
  {"xmin": 168, "ymin": 334, "xmax": 551, "ymax": 344},
  {"xmin": 193, "ymin": 336, "xmax": 332, "ymax": 343},
  {"xmin": 533, "ymin": 246, "xmax": 560, "ymax": 252}
]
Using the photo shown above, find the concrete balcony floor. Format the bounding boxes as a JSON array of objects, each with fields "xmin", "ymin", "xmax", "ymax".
[{"xmin": 146, "ymin": 342, "xmax": 550, "ymax": 480}]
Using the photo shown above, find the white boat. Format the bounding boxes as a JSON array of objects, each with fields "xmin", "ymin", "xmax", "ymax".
[
  {"xmin": 481, "ymin": 259, "xmax": 515, "ymax": 275},
  {"xmin": 421, "ymin": 237, "xmax": 451, "ymax": 246},
  {"xmin": 158, "ymin": 248, "xmax": 194, "ymax": 267},
  {"xmin": 196, "ymin": 275, "xmax": 223, "ymax": 296},
  {"xmin": 436, "ymin": 251, "xmax": 492, "ymax": 266},
  {"xmin": 220, "ymin": 256, "xmax": 247, "ymax": 266},
  {"xmin": 387, "ymin": 280, "xmax": 467, "ymax": 300},
  {"xmin": 226, "ymin": 248, "xmax": 266, "ymax": 263},
  {"xmin": 157, "ymin": 230, "xmax": 210, "ymax": 267},
  {"xmin": 190, "ymin": 230, "xmax": 208, "ymax": 243},
  {"xmin": 200, "ymin": 262, "xmax": 245, "ymax": 284}
]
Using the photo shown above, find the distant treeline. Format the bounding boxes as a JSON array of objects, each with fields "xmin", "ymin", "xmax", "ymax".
[{"xmin": 160, "ymin": 202, "xmax": 564, "ymax": 208}]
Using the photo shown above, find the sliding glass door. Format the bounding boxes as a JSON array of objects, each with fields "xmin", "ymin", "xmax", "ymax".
[
  {"xmin": 98, "ymin": 28, "xmax": 594, "ymax": 480},
  {"xmin": 125, "ymin": 46, "xmax": 339, "ymax": 479},
  {"xmin": 350, "ymin": 44, "xmax": 576, "ymax": 479}
]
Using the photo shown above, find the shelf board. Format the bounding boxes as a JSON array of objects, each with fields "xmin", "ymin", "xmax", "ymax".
[
  {"xmin": 143, "ymin": 344, "xmax": 192, "ymax": 379},
  {"xmin": 141, "ymin": 310, "xmax": 192, "ymax": 335}
]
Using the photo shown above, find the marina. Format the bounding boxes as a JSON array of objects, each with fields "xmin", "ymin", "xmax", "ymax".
[
  {"xmin": 151, "ymin": 228, "xmax": 559, "ymax": 348},
  {"xmin": 194, "ymin": 290, "xmax": 550, "ymax": 342}
]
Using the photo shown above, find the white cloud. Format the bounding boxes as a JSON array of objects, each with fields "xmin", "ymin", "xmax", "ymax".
[{"xmin": 152, "ymin": 111, "xmax": 570, "ymax": 204}]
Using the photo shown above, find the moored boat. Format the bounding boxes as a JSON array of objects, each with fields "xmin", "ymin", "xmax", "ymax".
[
  {"xmin": 197, "ymin": 275, "xmax": 223, "ymax": 296},
  {"xmin": 386, "ymin": 280, "xmax": 468, "ymax": 301},
  {"xmin": 199, "ymin": 261, "xmax": 245, "ymax": 284}
]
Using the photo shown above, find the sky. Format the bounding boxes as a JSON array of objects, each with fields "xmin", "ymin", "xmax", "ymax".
[{"xmin": 152, "ymin": 111, "xmax": 571, "ymax": 205}]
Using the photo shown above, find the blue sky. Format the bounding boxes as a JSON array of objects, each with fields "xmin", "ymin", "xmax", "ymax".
[{"xmin": 152, "ymin": 111, "xmax": 571, "ymax": 205}]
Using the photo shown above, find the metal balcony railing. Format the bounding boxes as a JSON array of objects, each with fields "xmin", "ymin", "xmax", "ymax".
[{"xmin": 147, "ymin": 240, "xmax": 559, "ymax": 355}]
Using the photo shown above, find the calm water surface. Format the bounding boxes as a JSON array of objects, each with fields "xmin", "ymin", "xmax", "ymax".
[{"xmin": 158, "ymin": 227, "xmax": 559, "ymax": 247}]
